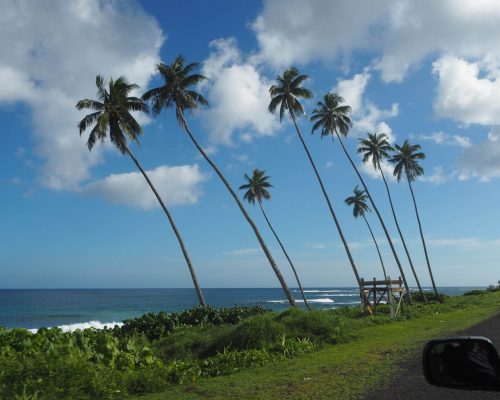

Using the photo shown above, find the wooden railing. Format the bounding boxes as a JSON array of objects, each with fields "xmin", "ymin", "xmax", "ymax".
[{"xmin": 360, "ymin": 276, "xmax": 404, "ymax": 318}]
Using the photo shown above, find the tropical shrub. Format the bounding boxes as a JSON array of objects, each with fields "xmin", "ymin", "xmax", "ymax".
[{"xmin": 119, "ymin": 305, "xmax": 270, "ymax": 340}]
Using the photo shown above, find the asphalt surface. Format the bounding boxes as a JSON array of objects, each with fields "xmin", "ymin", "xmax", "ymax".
[{"xmin": 366, "ymin": 312, "xmax": 500, "ymax": 399}]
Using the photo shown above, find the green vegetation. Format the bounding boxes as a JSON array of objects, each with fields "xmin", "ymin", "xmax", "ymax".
[{"xmin": 2, "ymin": 292, "xmax": 500, "ymax": 399}]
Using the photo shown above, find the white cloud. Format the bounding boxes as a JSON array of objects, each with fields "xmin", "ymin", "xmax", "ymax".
[
  {"xmin": 224, "ymin": 247, "xmax": 261, "ymax": 256},
  {"xmin": 458, "ymin": 127, "xmax": 500, "ymax": 181},
  {"xmin": 353, "ymin": 104, "xmax": 398, "ymax": 143},
  {"xmin": 359, "ymin": 159, "xmax": 395, "ymax": 182},
  {"xmin": 412, "ymin": 131, "xmax": 471, "ymax": 147},
  {"xmin": 0, "ymin": 0, "xmax": 164, "ymax": 190},
  {"xmin": 334, "ymin": 71, "xmax": 398, "ymax": 142},
  {"xmin": 429, "ymin": 237, "xmax": 500, "ymax": 250},
  {"xmin": 253, "ymin": 0, "xmax": 500, "ymax": 82},
  {"xmin": 201, "ymin": 38, "xmax": 278, "ymax": 145},
  {"xmin": 418, "ymin": 166, "xmax": 448, "ymax": 185},
  {"xmin": 335, "ymin": 71, "xmax": 370, "ymax": 115},
  {"xmin": 84, "ymin": 164, "xmax": 206, "ymax": 210},
  {"xmin": 433, "ymin": 56, "xmax": 500, "ymax": 125},
  {"xmin": 0, "ymin": 67, "xmax": 37, "ymax": 102}
]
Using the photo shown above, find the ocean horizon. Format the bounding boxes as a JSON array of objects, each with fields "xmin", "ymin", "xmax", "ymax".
[{"xmin": 0, "ymin": 287, "xmax": 482, "ymax": 331}]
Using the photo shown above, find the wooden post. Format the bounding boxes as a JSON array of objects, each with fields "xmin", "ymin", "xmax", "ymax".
[
  {"xmin": 372, "ymin": 278, "xmax": 377, "ymax": 314},
  {"xmin": 360, "ymin": 278, "xmax": 365, "ymax": 311},
  {"xmin": 387, "ymin": 275, "xmax": 394, "ymax": 318}
]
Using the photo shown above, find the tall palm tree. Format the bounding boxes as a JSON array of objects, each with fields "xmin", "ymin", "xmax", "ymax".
[
  {"xmin": 358, "ymin": 133, "xmax": 426, "ymax": 300},
  {"xmin": 239, "ymin": 169, "xmax": 311, "ymax": 310},
  {"xmin": 142, "ymin": 56, "xmax": 296, "ymax": 307},
  {"xmin": 76, "ymin": 75, "xmax": 206, "ymax": 306},
  {"xmin": 345, "ymin": 186, "xmax": 387, "ymax": 281},
  {"xmin": 268, "ymin": 68, "xmax": 362, "ymax": 289},
  {"xmin": 389, "ymin": 140, "xmax": 438, "ymax": 296},
  {"xmin": 310, "ymin": 93, "xmax": 411, "ymax": 299}
]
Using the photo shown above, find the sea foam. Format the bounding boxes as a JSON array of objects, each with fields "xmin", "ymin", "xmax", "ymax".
[{"xmin": 28, "ymin": 321, "xmax": 123, "ymax": 333}]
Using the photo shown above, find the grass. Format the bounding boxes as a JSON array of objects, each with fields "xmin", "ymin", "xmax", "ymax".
[{"xmin": 134, "ymin": 291, "xmax": 500, "ymax": 400}]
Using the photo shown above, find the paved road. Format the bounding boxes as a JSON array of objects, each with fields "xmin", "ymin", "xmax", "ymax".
[{"xmin": 366, "ymin": 312, "xmax": 500, "ymax": 399}]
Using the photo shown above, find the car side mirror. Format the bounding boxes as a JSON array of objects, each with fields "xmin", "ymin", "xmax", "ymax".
[{"xmin": 423, "ymin": 337, "xmax": 500, "ymax": 390}]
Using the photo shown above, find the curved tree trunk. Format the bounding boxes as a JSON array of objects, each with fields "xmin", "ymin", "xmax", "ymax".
[
  {"xmin": 257, "ymin": 199, "xmax": 311, "ymax": 310},
  {"xmin": 407, "ymin": 177, "xmax": 439, "ymax": 296},
  {"xmin": 179, "ymin": 112, "xmax": 296, "ymax": 307},
  {"xmin": 362, "ymin": 214, "xmax": 387, "ymax": 281},
  {"xmin": 334, "ymin": 133, "xmax": 412, "ymax": 301},
  {"xmin": 378, "ymin": 164, "xmax": 426, "ymax": 301},
  {"xmin": 124, "ymin": 144, "xmax": 206, "ymax": 307},
  {"xmin": 289, "ymin": 112, "xmax": 362, "ymax": 288}
]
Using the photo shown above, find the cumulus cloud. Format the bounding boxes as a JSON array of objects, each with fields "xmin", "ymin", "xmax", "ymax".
[
  {"xmin": 335, "ymin": 72, "xmax": 370, "ymax": 115},
  {"xmin": 201, "ymin": 38, "xmax": 278, "ymax": 145},
  {"xmin": 418, "ymin": 166, "xmax": 449, "ymax": 185},
  {"xmin": 412, "ymin": 131, "xmax": 471, "ymax": 147},
  {"xmin": 433, "ymin": 56, "xmax": 500, "ymax": 125},
  {"xmin": 431, "ymin": 56, "xmax": 500, "ymax": 181},
  {"xmin": 84, "ymin": 164, "xmax": 206, "ymax": 210},
  {"xmin": 458, "ymin": 128, "xmax": 500, "ymax": 181},
  {"xmin": 359, "ymin": 158, "xmax": 396, "ymax": 182},
  {"xmin": 334, "ymin": 71, "xmax": 398, "ymax": 142},
  {"xmin": 0, "ymin": 0, "xmax": 164, "ymax": 190},
  {"xmin": 253, "ymin": 0, "xmax": 500, "ymax": 82}
]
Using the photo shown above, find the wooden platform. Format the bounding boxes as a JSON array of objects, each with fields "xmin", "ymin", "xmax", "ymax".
[{"xmin": 360, "ymin": 276, "xmax": 404, "ymax": 318}]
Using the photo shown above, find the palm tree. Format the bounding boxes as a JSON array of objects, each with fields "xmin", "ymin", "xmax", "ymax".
[
  {"xmin": 142, "ymin": 56, "xmax": 296, "ymax": 307},
  {"xmin": 389, "ymin": 140, "xmax": 438, "ymax": 296},
  {"xmin": 268, "ymin": 68, "xmax": 362, "ymax": 289},
  {"xmin": 239, "ymin": 169, "xmax": 311, "ymax": 310},
  {"xmin": 76, "ymin": 76, "xmax": 206, "ymax": 306},
  {"xmin": 358, "ymin": 133, "xmax": 426, "ymax": 300},
  {"xmin": 310, "ymin": 93, "xmax": 412, "ymax": 299},
  {"xmin": 345, "ymin": 186, "xmax": 387, "ymax": 281}
]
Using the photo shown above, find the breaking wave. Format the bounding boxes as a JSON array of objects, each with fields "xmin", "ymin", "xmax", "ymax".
[{"xmin": 28, "ymin": 320, "xmax": 123, "ymax": 333}]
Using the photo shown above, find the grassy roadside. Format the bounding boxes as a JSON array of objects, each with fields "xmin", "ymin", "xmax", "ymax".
[{"xmin": 135, "ymin": 292, "xmax": 500, "ymax": 400}]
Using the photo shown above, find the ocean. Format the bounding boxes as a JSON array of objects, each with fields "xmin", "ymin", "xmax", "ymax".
[{"xmin": 0, "ymin": 287, "xmax": 480, "ymax": 331}]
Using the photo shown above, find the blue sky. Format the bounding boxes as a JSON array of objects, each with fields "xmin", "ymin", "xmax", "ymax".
[{"xmin": 1, "ymin": 0, "xmax": 500, "ymax": 289}]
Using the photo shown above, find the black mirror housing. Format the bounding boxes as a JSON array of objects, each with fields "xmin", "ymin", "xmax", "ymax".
[{"xmin": 423, "ymin": 336, "xmax": 500, "ymax": 390}]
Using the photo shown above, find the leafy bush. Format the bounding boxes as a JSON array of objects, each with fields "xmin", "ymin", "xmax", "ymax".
[
  {"xmin": 487, "ymin": 284, "xmax": 500, "ymax": 292},
  {"xmin": 274, "ymin": 308, "xmax": 341, "ymax": 341},
  {"xmin": 214, "ymin": 314, "xmax": 285, "ymax": 351},
  {"xmin": 0, "ymin": 327, "xmax": 165, "ymax": 399},
  {"xmin": 119, "ymin": 305, "xmax": 270, "ymax": 340},
  {"xmin": 154, "ymin": 324, "xmax": 232, "ymax": 361},
  {"xmin": 5, "ymin": 297, "xmax": 484, "ymax": 399},
  {"xmin": 464, "ymin": 289, "xmax": 486, "ymax": 296}
]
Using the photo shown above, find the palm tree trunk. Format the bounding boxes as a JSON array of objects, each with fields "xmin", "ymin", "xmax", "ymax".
[
  {"xmin": 362, "ymin": 214, "xmax": 387, "ymax": 281},
  {"xmin": 257, "ymin": 199, "xmax": 311, "ymax": 310},
  {"xmin": 123, "ymin": 144, "xmax": 206, "ymax": 307},
  {"xmin": 407, "ymin": 177, "xmax": 439, "ymax": 296},
  {"xmin": 333, "ymin": 133, "xmax": 412, "ymax": 301},
  {"xmin": 178, "ymin": 112, "xmax": 296, "ymax": 307},
  {"xmin": 289, "ymin": 112, "xmax": 362, "ymax": 288},
  {"xmin": 378, "ymin": 164, "xmax": 426, "ymax": 301}
]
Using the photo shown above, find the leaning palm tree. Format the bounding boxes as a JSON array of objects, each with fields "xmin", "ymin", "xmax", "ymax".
[
  {"xmin": 345, "ymin": 186, "xmax": 387, "ymax": 281},
  {"xmin": 310, "ymin": 93, "xmax": 412, "ymax": 299},
  {"xmin": 142, "ymin": 56, "xmax": 296, "ymax": 307},
  {"xmin": 358, "ymin": 133, "xmax": 426, "ymax": 300},
  {"xmin": 389, "ymin": 140, "xmax": 438, "ymax": 296},
  {"xmin": 76, "ymin": 75, "xmax": 206, "ymax": 306},
  {"xmin": 239, "ymin": 169, "xmax": 311, "ymax": 310},
  {"xmin": 268, "ymin": 68, "xmax": 362, "ymax": 289}
]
